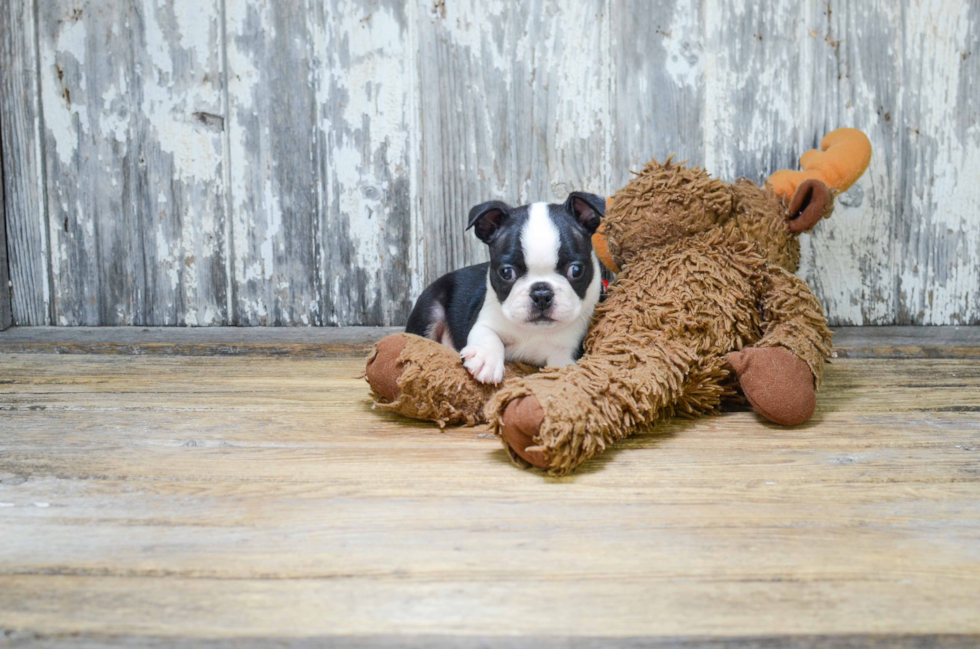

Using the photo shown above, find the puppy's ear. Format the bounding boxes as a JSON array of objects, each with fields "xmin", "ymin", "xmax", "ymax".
[
  {"xmin": 566, "ymin": 192, "xmax": 605, "ymax": 234},
  {"xmin": 467, "ymin": 200, "xmax": 511, "ymax": 243}
]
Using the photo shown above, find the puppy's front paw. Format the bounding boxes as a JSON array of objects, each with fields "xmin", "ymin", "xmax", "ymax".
[{"xmin": 460, "ymin": 345, "xmax": 505, "ymax": 384}]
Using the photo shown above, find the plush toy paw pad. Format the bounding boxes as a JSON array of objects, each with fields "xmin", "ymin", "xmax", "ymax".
[
  {"xmin": 365, "ymin": 334, "xmax": 409, "ymax": 401},
  {"xmin": 461, "ymin": 345, "xmax": 505, "ymax": 384},
  {"xmin": 726, "ymin": 347, "xmax": 816, "ymax": 426},
  {"xmin": 500, "ymin": 396, "xmax": 549, "ymax": 468}
]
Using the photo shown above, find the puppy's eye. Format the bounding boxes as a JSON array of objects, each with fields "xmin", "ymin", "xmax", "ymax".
[
  {"xmin": 498, "ymin": 266, "xmax": 516, "ymax": 282},
  {"xmin": 567, "ymin": 263, "xmax": 584, "ymax": 280}
]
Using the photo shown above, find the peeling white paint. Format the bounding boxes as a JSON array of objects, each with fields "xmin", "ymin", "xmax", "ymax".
[
  {"xmin": 324, "ymin": 4, "xmax": 410, "ymax": 309},
  {"xmin": 9, "ymin": 0, "xmax": 979, "ymax": 326},
  {"xmin": 40, "ymin": 18, "xmax": 88, "ymax": 166},
  {"xmin": 438, "ymin": 0, "xmax": 510, "ymax": 74},
  {"xmin": 703, "ymin": 0, "xmax": 798, "ymax": 180},
  {"xmin": 897, "ymin": 1, "xmax": 980, "ymax": 324},
  {"xmin": 664, "ymin": 4, "xmax": 703, "ymax": 89},
  {"xmin": 550, "ymin": 2, "xmax": 608, "ymax": 171},
  {"xmin": 142, "ymin": 0, "xmax": 223, "ymax": 182},
  {"xmin": 226, "ymin": 0, "xmax": 281, "ymax": 323}
]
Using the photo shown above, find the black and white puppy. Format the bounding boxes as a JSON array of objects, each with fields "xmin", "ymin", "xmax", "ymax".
[{"xmin": 405, "ymin": 192, "xmax": 605, "ymax": 384}]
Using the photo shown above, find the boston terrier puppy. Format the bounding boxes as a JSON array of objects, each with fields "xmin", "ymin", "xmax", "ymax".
[{"xmin": 405, "ymin": 192, "xmax": 605, "ymax": 384}]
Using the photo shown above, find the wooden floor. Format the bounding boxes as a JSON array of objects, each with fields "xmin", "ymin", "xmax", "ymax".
[{"xmin": 1, "ymin": 328, "xmax": 979, "ymax": 647}]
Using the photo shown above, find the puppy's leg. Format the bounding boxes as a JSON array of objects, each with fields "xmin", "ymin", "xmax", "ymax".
[
  {"xmin": 405, "ymin": 286, "xmax": 454, "ymax": 348},
  {"xmin": 460, "ymin": 324, "xmax": 505, "ymax": 384},
  {"xmin": 421, "ymin": 303, "xmax": 454, "ymax": 348}
]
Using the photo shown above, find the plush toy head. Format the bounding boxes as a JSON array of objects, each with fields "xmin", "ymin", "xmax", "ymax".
[
  {"xmin": 592, "ymin": 163, "xmax": 831, "ymax": 275},
  {"xmin": 592, "ymin": 128, "xmax": 872, "ymax": 275},
  {"xmin": 596, "ymin": 158, "xmax": 733, "ymax": 272}
]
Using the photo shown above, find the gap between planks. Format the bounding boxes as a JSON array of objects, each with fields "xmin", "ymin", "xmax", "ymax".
[
  {"xmin": 0, "ymin": 634, "xmax": 978, "ymax": 649},
  {"xmin": 0, "ymin": 326, "xmax": 979, "ymax": 359}
]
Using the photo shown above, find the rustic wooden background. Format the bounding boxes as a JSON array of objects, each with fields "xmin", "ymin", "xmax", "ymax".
[{"xmin": 1, "ymin": 0, "xmax": 978, "ymax": 327}]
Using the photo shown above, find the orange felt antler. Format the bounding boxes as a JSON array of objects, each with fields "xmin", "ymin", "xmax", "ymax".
[{"xmin": 767, "ymin": 128, "xmax": 872, "ymax": 199}]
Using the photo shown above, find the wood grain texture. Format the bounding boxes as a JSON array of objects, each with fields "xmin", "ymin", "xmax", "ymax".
[
  {"xmin": 133, "ymin": 0, "xmax": 230, "ymax": 326},
  {"xmin": 2, "ymin": 0, "xmax": 979, "ymax": 326},
  {"xmin": 891, "ymin": 1, "xmax": 980, "ymax": 325},
  {"xmin": 831, "ymin": 325, "xmax": 980, "ymax": 359},
  {"xmin": 0, "ymin": 0, "xmax": 51, "ymax": 325},
  {"xmin": 0, "ymin": 128, "xmax": 11, "ymax": 331},
  {"xmin": 313, "ymin": 0, "xmax": 417, "ymax": 326},
  {"xmin": 610, "ymin": 0, "xmax": 704, "ymax": 185},
  {"xmin": 37, "ymin": 1, "xmax": 143, "ymax": 324},
  {"xmin": 224, "ymin": 0, "xmax": 319, "ymax": 326},
  {"xmin": 0, "ymin": 352, "xmax": 979, "ymax": 643},
  {"xmin": 35, "ymin": 0, "xmax": 230, "ymax": 326},
  {"xmin": 795, "ymin": 0, "xmax": 904, "ymax": 326},
  {"xmin": 225, "ymin": 0, "xmax": 416, "ymax": 326}
]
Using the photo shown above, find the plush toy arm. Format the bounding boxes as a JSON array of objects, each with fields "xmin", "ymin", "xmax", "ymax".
[
  {"xmin": 767, "ymin": 128, "xmax": 872, "ymax": 199},
  {"xmin": 487, "ymin": 335, "xmax": 731, "ymax": 474},
  {"xmin": 365, "ymin": 333, "xmax": 534, "ymax": 427}
]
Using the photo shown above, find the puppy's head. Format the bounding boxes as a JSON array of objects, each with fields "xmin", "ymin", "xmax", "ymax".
[{"xmin": 467, "ymin": 192, "xmax": 604, "ymax": 327}]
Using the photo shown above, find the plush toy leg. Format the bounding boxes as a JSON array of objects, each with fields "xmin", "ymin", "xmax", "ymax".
[
  {"xmin": 366, "ymin": 333, "xmax": 534, "ymax": 427},
  {"xmin": 725, "ymin": 347, "xmax": 815, "ymax": 426},
  {"xmin": 728, "ymin": 266, "xmax": 833, "ymax": 426},
  {"xmin": 489, "ymin": 342, "xmax": 733, "ymax": 474}
]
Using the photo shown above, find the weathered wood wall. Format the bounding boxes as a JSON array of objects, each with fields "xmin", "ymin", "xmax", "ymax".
[
  {"xmin": 1, "ymin": 0, "xmax": 978, "ymax": 326},
  {"xmin": 0, "ymin": 124, "xmax": 10, "ymax": 331}
]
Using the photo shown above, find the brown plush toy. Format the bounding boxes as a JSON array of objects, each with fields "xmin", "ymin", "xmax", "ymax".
[{"xmin": 366, "ymin": 128, "xmax": 872, "ymax": 474}]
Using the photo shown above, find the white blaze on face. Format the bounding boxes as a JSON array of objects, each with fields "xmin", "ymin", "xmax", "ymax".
[
  {"xmin": 500, "ymin": 202, "xmax": 582, "ymax": 324},
  {"xmin": 522, "ymin": 202, "xmax": 560, "ymax": 274}
]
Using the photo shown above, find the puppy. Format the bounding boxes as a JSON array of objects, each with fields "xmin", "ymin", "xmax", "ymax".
[{"xmin": 405, "ymin": 192, "xmax": 605, "ymax": 384}]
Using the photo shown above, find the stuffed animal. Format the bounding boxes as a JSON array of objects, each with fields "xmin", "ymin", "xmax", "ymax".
[{"xmin": 366, "ymin": 128, "xmax": 872, "ymax": 474}]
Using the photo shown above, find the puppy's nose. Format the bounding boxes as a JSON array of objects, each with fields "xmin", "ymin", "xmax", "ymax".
[{"xmin": 530, "ymin": 283, "xmax": 554, "ymax": 310}]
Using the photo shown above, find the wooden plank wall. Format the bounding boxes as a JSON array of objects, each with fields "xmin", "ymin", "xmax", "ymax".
[
  {"xmin": 1, "ymin": 0, "xmax": 52, "ymax": 326},
  {"xmin": 1, "ymin": 0, "xmax": 978, "ymax": 326},
  {"xmin": 0, "ymin": 127, "xmax": 10, "ymax": 331}
]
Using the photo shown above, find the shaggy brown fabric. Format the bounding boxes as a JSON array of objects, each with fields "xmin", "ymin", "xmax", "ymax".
[
  {"xmin": 367, "ymin": 333, "xmax": 536, "ymax": 427},
  {"xmin": 601, "ymin": 156, "xmax": 734, "ymax": 271},
  {"xmin": 726, "ymin": 346, "xmax": 816, "ymax": 426},
  {"xmin": 728, "ymin": 179, "xmax": 802, "ymax": 272}
]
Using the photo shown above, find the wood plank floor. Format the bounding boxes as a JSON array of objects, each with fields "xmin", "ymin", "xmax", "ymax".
[{"xmin": 0, "ymin": 330, "xmax": 979, "ymax": 647}]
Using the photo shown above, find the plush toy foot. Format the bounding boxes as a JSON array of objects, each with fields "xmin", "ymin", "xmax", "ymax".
[
  {"xmin": 726, "ymin": 347, "xmax": 816, "ymax": 426},
  {"xmin": 365, "ymin": 333, "xmax": 409, "ymax": 401},
  {"xmin": 500, "ymin": 396, "xmax": 549, "ymax": 468}
]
